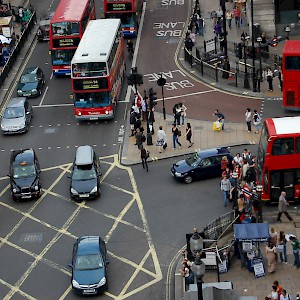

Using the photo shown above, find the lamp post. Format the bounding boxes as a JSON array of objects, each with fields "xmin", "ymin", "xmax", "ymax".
[
  {"xmin": 190, "ymin": 227, "xmax": 205, "ymax": 300},
  {"xmin": 250, "ymin": 0, "xmax": 257, "ymax": 92},
  {"xmin": 191, "ymin": 252, "xmax": 205, "ymax": 300},
  {"xmin": 232, "ymin": 171, "xmax": 239, "ymax": 209},
  {"xmin": 256, "ymin": 184, "xmax": 263, "ymax": 223},
  {"xmin": 285, "ymin": 25, "xmax": 291, "ymax": 40},
  {"xmin": 220, "ymin": 0, "xmax": 228, "ymax": 58},
  {"xmin": 241, "ymin": 32, "xmax": 250, "ymax": 89}
]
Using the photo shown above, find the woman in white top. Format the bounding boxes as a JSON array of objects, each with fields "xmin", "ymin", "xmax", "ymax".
[
  {"xmin": 156, "ymin": 126, "xmax": 167, "ymax": 153},
  {"xmin": 271, "ymin": 284, "xmax": 278, "ymax": 299}
]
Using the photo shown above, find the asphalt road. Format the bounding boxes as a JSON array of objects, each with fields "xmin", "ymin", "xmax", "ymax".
[{"xmin": 0, "ymin": 0, "xmax": 284, "ymax": 299}]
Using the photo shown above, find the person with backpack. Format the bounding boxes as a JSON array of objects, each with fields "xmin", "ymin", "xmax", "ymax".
[
  {"xmin": 253, "ymin": 109, "xmax": 262, "ymax": 134},
  {"xmin": 172, "ymin": 123, "xmax": 182, "ymax": 149},
  {"xmin": 280, "ymin": 289, "xmax": 291, "ymax": 300}
]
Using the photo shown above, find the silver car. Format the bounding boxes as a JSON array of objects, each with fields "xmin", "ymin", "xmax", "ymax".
[{"xmin": 1, "ymin": 97, "xmax": 33, "ymax": 135}]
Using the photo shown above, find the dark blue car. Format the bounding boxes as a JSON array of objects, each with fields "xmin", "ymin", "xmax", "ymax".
[
  {"xmin": 171, "ymin": 147, "xmax": 233, "ymax": 184},
  {"xmin": 69, "ymin": 236, "xmax": 108, "ymax": 295}
]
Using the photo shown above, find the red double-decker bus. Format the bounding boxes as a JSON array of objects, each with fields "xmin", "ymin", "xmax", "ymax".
[
  {"xmin": 71, "ymin": 19, "xmax": 125, "ymax": 120},
  {"xmin": 104, "ymin": 0, "xmax": 143, "ymax": 37},
  {"xmin": 282, "ymin": 40, "xmax": 300, "ymax": 110},
  {"xmin": 49, "ymin": 0, "xmax": 96, "ymax": 76},
  {"xmin": 257, "ymin": 116, "xmax": 300, "ymax": 203}
]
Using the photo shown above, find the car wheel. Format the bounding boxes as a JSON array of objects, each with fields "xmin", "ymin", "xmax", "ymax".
[{"xmin": 184, "ymin": 176, "xmax": 193, "ymax": 184}]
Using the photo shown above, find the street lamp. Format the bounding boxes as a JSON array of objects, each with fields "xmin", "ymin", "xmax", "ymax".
[
  {"xmin": 250, "ymin": 0, "xmax": 257, "ymax": 92},
  {"xmin": 241, "ymin": 32, "xmax": 250, "ymax": 89},
  {"xmin": 232, "ymin": 171, "xmax": 239, "ymax": 209},
  {"xmin": 256, "ymin": 184, "xmax": 263, "ymax": 223},
  {"xmin": 256, "ymin": 36, "xmax": 263, "ymax": 83},
  {"xmin": 190, "ymin": 227, "xmax": 203, "ymax": 255},
  {"xmin": 285, "ymin": 25, "xmax": 291, "ymax": 40},
  {"xmin": 191, "ymin": 252, "xmax": 205, "ymax": 300}
]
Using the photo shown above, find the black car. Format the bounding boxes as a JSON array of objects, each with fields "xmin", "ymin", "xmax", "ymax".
[
  {"xmin": 17, "ymin": 67, "xmax": 45, "ymax": 98},
  {"xmin": 37, "ymin": 12, "xmax": 54, "ymax": 41},
  {"xmin": 8, "ymin": 149, "xmax": 42, "ymax": 201},
  {"xmin": 69, "ymin": 146, "xmax": 101, "ymax": 201},
  {"xmin": 171, "ymin": 147, "xmax": 233, "ymax": 184},
  {"xmin": 69, "ymin": 236, "xmax": 108, "ymax": 295}
]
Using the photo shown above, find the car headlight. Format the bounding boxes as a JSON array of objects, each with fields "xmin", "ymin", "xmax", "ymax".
[
  {"xmin": 17, "ymin": 90, "xmax": 22, "ymax": 95},
  {"xmin": 1, "ymin": 123, "xmax": 4, "ymax": 130},
  {"xmin": 34, "ymin": 185, "xmax": 39, "ymax": 191},
  {"xmin": 12, "ymin": 188, "xmax": 17, "ymax": 193},
  {"xmin": 32, "ymin": 89, "xmax": 37, "ymax": 93},
  {"xmin": 90, "ymin": 186, "xmax": 97, "ymax": 193},
  {"xmin": 175, "ymin": 172, "xmax": 183, "ymax": 177},
  {"xmin": 98, "ymin": 277, "xmax": 106, "ymax": 286},
  {"xmin": 71, "ymin": 188, "xmax": 78, "ymax": 195},
  {"xmin": 72, "ymin": 279, "xmax": 80, "ymax": 288}
]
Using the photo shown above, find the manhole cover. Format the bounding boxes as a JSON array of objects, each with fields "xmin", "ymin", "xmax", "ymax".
[
  {"xmin": 20, "ymin": 233, "xmax": 44, "ymax": 243},
  {"xmin": 44, "ymin": 128, "xmax": 56, "ymax": 134}
]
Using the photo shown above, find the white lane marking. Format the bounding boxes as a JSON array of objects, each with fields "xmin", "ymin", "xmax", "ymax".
[
  {"xmin": 32, "ymin": 104, "xmax": 73, "ymax": 108},
  {"xmin": 50, "ymin": 72, "xmax": 53, "ymax": 80},
  {"xmin": 39, "ymin": 86, "xmax": 49, "ymax": 106},
  {"xmin": 124, "ymin": 86, "xmax": 133, "ymax": 103},
  {"xmin": 155, "ymin": 89, "xmax": 216, "ymax": 102}
]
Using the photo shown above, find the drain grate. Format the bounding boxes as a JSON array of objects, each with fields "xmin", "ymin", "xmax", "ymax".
[{"xmin": 44, "ymin": 128, "xmax": 56, "ymax": 134}]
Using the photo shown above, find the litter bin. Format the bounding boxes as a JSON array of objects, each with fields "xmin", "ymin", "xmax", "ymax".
[
  {"xmin": 236, "ymin": 42, "xmax": 242, "ymax": 59},
  {"xmin": 253, "ymin": 23, "xmax": 260, "ymax": 41}
]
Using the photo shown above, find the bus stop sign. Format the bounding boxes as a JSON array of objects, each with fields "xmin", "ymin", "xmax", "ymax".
[{"xmin": 271, "ymin": 37, "xmax": 278, "ymax": 47}]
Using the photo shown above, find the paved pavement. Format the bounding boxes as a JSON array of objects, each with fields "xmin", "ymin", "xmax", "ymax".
[{"xmin": 0, "ymin": 0, "xmax": 299, "ymax": 299}]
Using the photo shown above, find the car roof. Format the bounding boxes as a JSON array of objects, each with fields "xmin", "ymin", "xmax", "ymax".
[
  {"xmin": 77, "ymin": 236, "xmax": 102, "ymax": 255},
  {"xmin": 23, "ymin": 67, "xmax": 39, "ymax": 75},
  {"xmin": 11, "ymin": 149, "xmax": 35, "ymax": 165},
  {"xmin": 75, "ymin": 145, "xmax": 94, "ymax": 166},
  {"xmin": 197, "ymin": 147, "xmax": 231, "ymax": 158},
  {"xmin": 7, "ymin": 97, "xmax": 26, "ymax": 107}
]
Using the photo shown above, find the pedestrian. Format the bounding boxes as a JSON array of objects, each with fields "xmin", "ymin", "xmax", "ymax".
[
  {"xmin": 221, "ymin": 175, "xmax": 231, "ymax": 207},
  {"xmin": 134, "ymin": 114, "xmax": 141, "ymax": 133},
  {"xmin": 180, "ymin": 261, "xmax": 193, "ymax": 290},
  {"xmin": 241, "ymin": 159, "xmax": 249, "ymax": 180},
  {"xmin": 216, "ymin": 7, "xmax": 223, "ymax": 22},
  {"xmin": 221, "ymin": 156, "xmax": 229, "ymax": 171},
  {"xmin": 172, "ymin": 123, "xmax": 182, "ymax": 149},
  {"xmin": 269, "ymin": 226, "xmax": 278, "ymax": 246},
  {"xmin": 18, "ymin": 6, "xmax": 24, "ymax": 23},
  {"xmin": 245, "ymin": 108, "xmax": 252, "ymax": 132},
  {"xmin": 277, "ymin": 191, "xmax": 293, "ymax": 223},
  {"xmin": 278, "ymin": 66, "xmax": 283, "ymax": 91},
  {"xmin": 214, "ymin": 21, "xmax": 222, "ymax": 38},
  {"xmin": 184, "ymin": 36, "xmax": 194, "ymax": 52},
  {"xmin": 253, "ymin": 109, "xmax": 262, "ymax": 134},
  {"xmin": 156, "ymin": 126, "xmax": 167, "ymax": 153},
  {"xmin": 141, "ymin": 97, "xmax": 147, "ymax": 122},
  {"xmin": 147, "ymin": 107, "xmax": 155, "ymax": 134},
  {"xmin": 140, "ymin": 145, "xmax": 149, "ymax": 172},
  {"xmin": 190, "ymin": 31, "xmax": 196, "ymax": 45},
  {"xmin": 178, "ymin": 102, "xmax": 187, "ymax": 125},
  {"xmin": 175, "ymin": 104, "xmax": 182, "ymax": 126},
  {"xmin": 135, "ymin": 128, "xmax": 143, "ymax": 149},
  {"xmin": 277, "ymin": 231, "xmax": 287, "ymax": 264},
  {"xmin": 273, "ymin": 281, "xmax": 283, "ymax": 299},
  {"xmin": 267, "ymin": 68, "xmax": 274, "ymax": 91},
  {"xmin": 213, "ymin": 109, "xmax": 225, "ymax": 130},
  {"xmin": 226, "ymin": 10, "xmax": 233, "ymax": 29},
  {"xmin": 129, "ymin": 108, "xmax": 136, "ymax": 136},
  {"xmin": 197, "ymin": 15, "xmax": 205, "ymax": 36},
  {"xmin": 265, "ymin": 241, "xmax": 277, "ymax": 273},
  {"xmin": 280, "ymin": 290, "xmax": 291, "ymax": 300},
  {"xmin": 173, "ymin": 103, "xmax": 179, "ymax": 124},
  {"xmin": 270, "ymin": 285, "xmax": 279, "ymax": 300},
  {"xmin": 234, "ymin": 6, "xmax": 241, "ymax": 27},
  {"xmin": 210, "ymin": 9, "xmax": 217, "ymax": 24},
  {"xmin": 185, "ymin": 122, "xmax": 194, "ymax": 148},
  {"xmin": 233, "ymin": 153, "xmax": 243, "ymax": 167},
  {"xmin": 289, "ymin": 236, "xmax": 300, "ymax": 269}
]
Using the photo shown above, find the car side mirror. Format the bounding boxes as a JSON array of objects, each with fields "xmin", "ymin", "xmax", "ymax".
[
  {"xmin": 68, "ymin": 264, "xmax": 73, "ymax": 268},
  {"xmin": 97, "ymin": 172, "xmax": 102, "ymax": 177},
  {"xmin": 67, "ymin": 174, "xmax": 71, "ymax": 178},
  {"xmin": 26, "ymin": 111, "xmax": 30, "ymax": 115}
]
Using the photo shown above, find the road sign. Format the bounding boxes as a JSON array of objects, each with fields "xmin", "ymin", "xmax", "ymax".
[
  {"xmin": 271, "ymin": 37, "xmax": 278, "ymax": 47},
  {"xmin": 242, "ymin": 185, "xmax": 252, "ymax": 199},
  {"xmin": 157, "ymin": 77, "xmax": 166, "ymax": 87}
]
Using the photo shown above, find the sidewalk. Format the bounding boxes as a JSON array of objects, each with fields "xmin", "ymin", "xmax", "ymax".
[{"xmin": 175, "ymin": 210, "xmax": 300, "ymax": 300}]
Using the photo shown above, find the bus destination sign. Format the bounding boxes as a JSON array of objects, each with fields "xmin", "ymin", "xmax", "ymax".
[
  {"xmin": 73, "ymin": 78, "xmax": 108, "ymax": 90},
  {"xmin": 53, "ymin": 38, "xmax": 80, "ymax": 48},
  {"xmin": 106, "ymin": 2, "xmax": 132, "ymax": 11}
]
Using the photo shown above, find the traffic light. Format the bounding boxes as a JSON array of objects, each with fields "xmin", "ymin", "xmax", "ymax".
[
  {"xmin": 127, "ymin": 74, "xmax": 134, "ymax": 86},
  {"xmin": 149, "ymin": 87, "xmax": 157, "ymax": 109}
]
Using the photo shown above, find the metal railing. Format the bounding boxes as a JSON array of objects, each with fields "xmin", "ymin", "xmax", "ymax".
[{"xmin": 0, "ymin": 10, "xmax": 36, "ymax": 89}]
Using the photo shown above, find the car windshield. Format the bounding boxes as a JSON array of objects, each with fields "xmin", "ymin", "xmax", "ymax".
[
  {"xmin": 13, "ymin": 164, "xmax": 36, "ymax": 178},
  {"xmin": 75, "ymin": 254, "xmax": 103, "ymax": 270},
  {"xmin": 21, "ymin": 74, "xmax": 37, "ymax": 83},
  {"xmin": 72, "ymin": 165, "xmax": 96, "ymax": 181},
  {"xmin": 185, "ymin": 152, "xmax": 200, "ymax": 167},
  {"xmin": 3, "ymin": 107, "xmax": 24, "ymax": 119}
]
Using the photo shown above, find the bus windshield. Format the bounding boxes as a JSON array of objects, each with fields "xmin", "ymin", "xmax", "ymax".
[
  {"xmin": 108, "ymin": 13, "xmax": 134, "ymax": 27},
  {"xmin": 51, "ymin": 49, "xmax": 75, "ymax": 66},
  {"xmin": 72, "ymin": 62, "xmax": 107, "ymax": 77},
  {"xmin": 51, "ymin": 22, "xmax": 80, "ymax": 36},
  {"xmin": 74, "ymin": 92, "xmax": 111, "ymax": 108}
]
